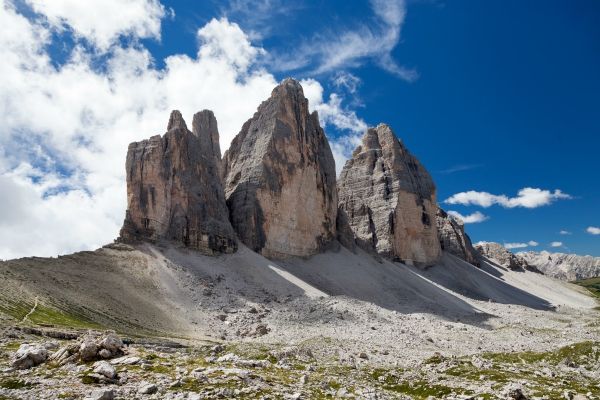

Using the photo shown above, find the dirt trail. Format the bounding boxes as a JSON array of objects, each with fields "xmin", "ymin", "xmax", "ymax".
[{"xmin": 21, "ymin": 296, "xmax": 38, "ymax": 324}]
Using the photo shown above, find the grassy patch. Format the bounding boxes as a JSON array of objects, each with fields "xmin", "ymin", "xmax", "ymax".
[
  {"xmin": 0, "ymin": 298, "xmax": 102, "ymax": 329},
  {"xmin": 0, "ymin": 379, "xmax": 35, "ymax": 390},
  {"xmin": 575, "ymin": 277, "xmax": 600, "ymax": 299}
]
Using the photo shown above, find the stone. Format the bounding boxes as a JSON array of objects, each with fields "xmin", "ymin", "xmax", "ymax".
[
  {"xmin": 86, "ymin": 389, "xmax": 115, "ymax": 400},
  {"xmin": 98, "ymin": 349, "xmax": 112, "ymax": 359},
  {"xmin": 99, "ymin": 332, "xmax": 123, "ymax": 354},
  {"xmin": 436, "ymin": 208, "xmax": 480, "ymax": 266},
  {"xmin": 475, "ymin": 242, "xmax": 529, "ymax": 270},
  {"xmin": 223, "ymin": 78, "xmax": 338, "ymax": 258},
  {"xmin": 110, "ymin": 356, "xmax": 141, "ymax": 365},
  {"xmin": 138, "ymin": 382, "xmax": 158, "ymax": 394},
  {"xmin": 337, "ymin": 124, "xmax": 441, "ymax": 266},
  {"xmin": 119, "ymin": 110, "xmax": 237, "ymax": 255},
  {"xmin": 79, "ymin": 337, "xmax": 99, "ymax": 361},
  {"xmin": 93, "ymin": 361, "xmax": 117, "ymax": 379},
  {"xmin": 11, "ymin": 343, "xmax": 48, "ymax": 369}
]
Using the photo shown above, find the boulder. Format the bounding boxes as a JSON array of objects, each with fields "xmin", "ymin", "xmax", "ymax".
[
  {"xmin": 223, "ymin": 78, "xmax": 338, "ymax": 258},
  {"xmin": 99, "ymin": 332, "xmax": 123, "ymax": 355},
  {"xmin": 79, "ymin": 337, "xmax": 99, "ymax": 361},
  {"xmin": 119, "ymin": 110, "xmax": 237, "ymax": 255},
  {"xmin": 138, "ymin": 382, "xmax": 158, "ymax": 395},
  {"xmin": 93, "ymin": 360, "xmax": 117, "ymax": 379},
  {"xmin": 436, "ymin": 208, "xmax": 480, "ymax": 266},
  {"xmin": 11, "ymin": 343, "xmax": 48, "ymax": 369},
  {"xmin": 86, "ymin": 389, "xmax": 115, "ymax": 400},
  {"xmin": 337, "ymin": 124, "xmax": 441, "ymax": 266}
]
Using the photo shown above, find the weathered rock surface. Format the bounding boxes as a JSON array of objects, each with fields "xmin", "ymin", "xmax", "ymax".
[
  {"xmin": 518, "ymin": 251, "xmax": 600, "ymax": 281},
  {"xmin": 223, "ymin": 78, "xmax": 338, "ymax": 258},
  {"xmin": 475, "ymin": 242, "xmax": 529, "ymax": 270},
  {"xmin": 50, "ymin": 332, "xmax": 125, "ymax": 365},
  {"xmin": 436, "ymin": 208, "xmax": 480, "ymax": 266},
  {"xmin": 11, "ymin": 343, "xmax": 48, "ymax": 369},
  {"xmin": 119, "ymin": 110, "xmax": 236, "ymax": 255},
  {"xmin": 337, "ymin": 124, "xmax": 441, "ymax": 266}
]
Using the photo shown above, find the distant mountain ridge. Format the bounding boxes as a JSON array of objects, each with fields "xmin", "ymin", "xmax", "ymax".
[{"xmin": 518, "ymin": 251, "xmax": 600, "ymax": 281}]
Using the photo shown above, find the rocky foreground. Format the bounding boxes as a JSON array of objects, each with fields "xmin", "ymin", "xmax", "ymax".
[
  {"xmin": 1, "ymin": 327, "xmax": 600, "ymax": 400},
  {"xmin": 1, "ymin": 242, "xmax": 600, "ymax": 399}
]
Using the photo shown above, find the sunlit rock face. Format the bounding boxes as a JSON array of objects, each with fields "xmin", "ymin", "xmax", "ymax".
[{"xmin": 223, "ymin": 78, "xmax": 338, "ymax": 259}]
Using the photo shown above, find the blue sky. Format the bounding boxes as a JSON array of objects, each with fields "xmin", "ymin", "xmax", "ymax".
[{"xmin": 0, "ymin": 0, "xmax": 598, "ymax": 258}]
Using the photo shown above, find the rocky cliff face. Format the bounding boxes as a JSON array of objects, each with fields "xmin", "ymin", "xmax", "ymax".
[
  {"xmin": 518, "ymin": 251, "xmax": 600, "ymax": 281},
  {"xmin": 436, "ymin": 208, "xmax": 480, "ymax": 266},
  {"xmin": 475, "ymin": 242, "xmax": 529, "ymax": 271},
  {"xmin": 223, "ymin": 78, "xmax": 338, "ymax": 258},
  {"xmin": 337, "ymin": 124, "xmax": 441, "ymax": 266},
  {"xmin": 119, "ymin": 110, "xmax": 236, "ymax": 254}
]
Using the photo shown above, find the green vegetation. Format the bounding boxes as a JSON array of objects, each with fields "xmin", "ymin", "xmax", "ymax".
[
  {"xmin": 0, "ymin": 379, "xmax": 35, "ymax": 389},
  {"xmin": 575, "ymin": 277, "xmax": 600, "ymax": 299},
  {"xmin": 0, "ymin": 298, "xmax": 102, "ymax": 329}
]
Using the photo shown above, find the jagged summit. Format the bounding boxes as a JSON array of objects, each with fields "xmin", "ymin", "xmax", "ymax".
[
  {"xmin": 223, "ymin": 78, "xmax": 338, "ymax": 258},
  {"xmin": 519, "ymin": 250, "xmax": 600, "ymax": 281},
  {"xmin": 192, "ymin": 109, "xmax": 222, "ymax": 162},
  {"xmin": 119, "ymin": 110, "xmax": 236, "ymax": 255},
  {"xmin": 338, "ymin": 124, "xmax": 441, "ymax": 266},
  {"xmin": 166, "ymin": 109, "xmax": 187, "ymax": 131}
]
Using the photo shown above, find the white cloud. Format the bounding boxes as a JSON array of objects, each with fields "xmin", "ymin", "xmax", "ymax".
[
  {"xmin": 559, "ymin": 230, "xmax": 572, "ymax": 235},
  {"xmin": 0, "ymin": 2, "xmax": 368, "ymax": 259},
  {"xmin": 444, "ymin": 188, "xmax": 572, "ymax": 209},
  {"xmin": 504, "ymin": 243, "xmax": 528, "ymax": 250},
  {"xmin": 332, "ymin": 72, "xmax": 362, "ymax": 94},
  {"xmin": 550, "ymin": 241, "xmax": 563, "ymax": 248},
  {"xmin": 447, "ymin": 210, "xmax": 489, "ymax": 224},
  {"xmin": 503, "ymin": 241, "xmax": 538, "ymax": 250},
  {"xmin": 25, "ymin": 0, "xmax": 166, "ymax": 51},
  {"xmin": 587, "ymin": 226, "xmax": 600, "ymax": 235},
  {"xmin": 301, "ymin": 78, "xmax": 367, "ymax": 176},
  {"xmin": 271, "ymin": 0, "xmax": 417, "ymax": 81}
]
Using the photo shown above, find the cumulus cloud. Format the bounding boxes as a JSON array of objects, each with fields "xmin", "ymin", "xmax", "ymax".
[
  {"xmin": 504, "ymin": 241, "xmax": 538, "ymax": 250},
  {"xmin": 0, "ymin": 1, "xmax": 365, "ymax": 258},
  {"xmin": 25, "ymin": 0, "xmax": 166, "ymax": 51},
  {"xmin": 559, "ymin": 230, "xmax": 572, "ymax": 235},
  {"xmin": 447, "ymin": 210, "xmax": 489, "ymax": 224},
  {"xmin": 587, "ymin": 226, "xmax": 600, "ymax": 235},
  {"xmin": 444, "ymin": 188, "xmax": 572, "ymax": 209},
  {"xmin": 550, "ymin": 241, "xmax": 563, "ymax": 248}
]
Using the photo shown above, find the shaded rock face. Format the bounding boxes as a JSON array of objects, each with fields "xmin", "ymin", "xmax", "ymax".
[
  {"xmin": 436, "ymin": 208, "xmax": 480, "ymax": 267},
  {"xmin": 120, "ymin": 110, "xmax": 236, "ymax": 254},
  {"xmin": 475, "ymin": 242, "xmax": 529, "ymax": 271},
  {"xmin": 223, "ymin": 78, "xmax": 338, "ymax": 258},
  {"xmin": 337, "ymin": 124, "xmax": 441, "ymax": 266}
]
